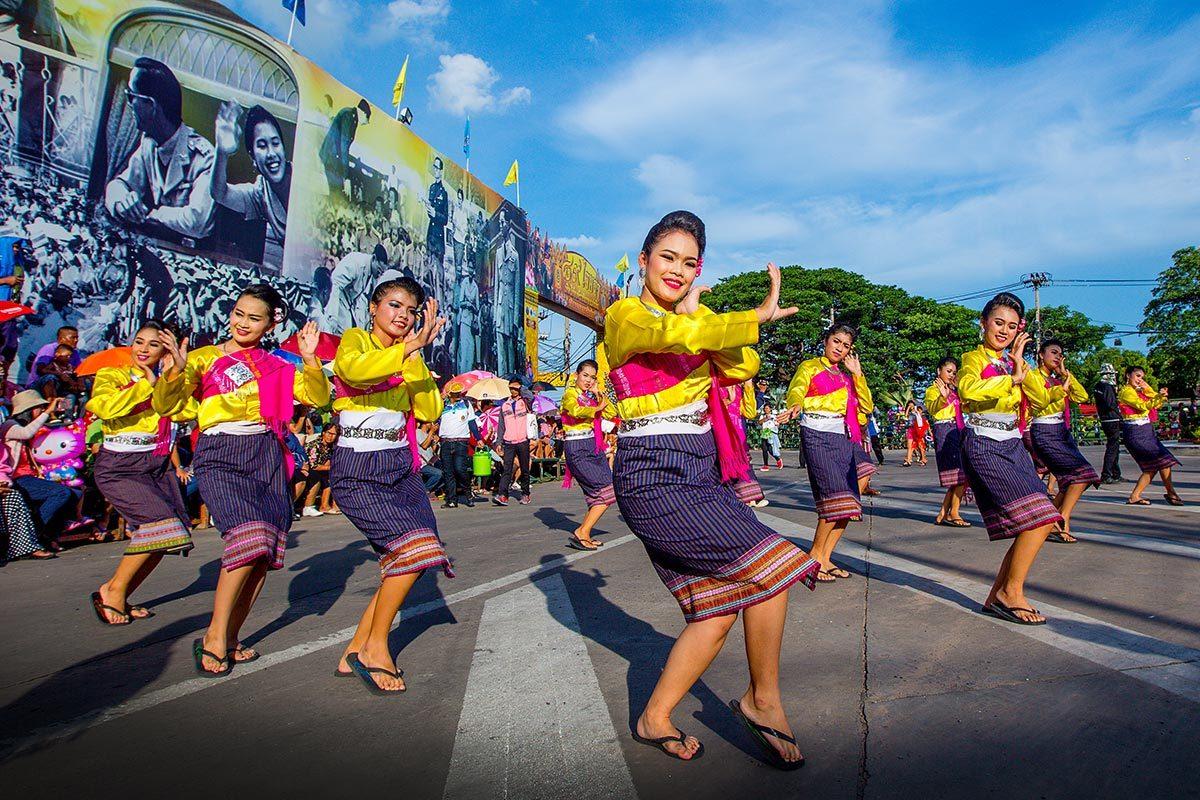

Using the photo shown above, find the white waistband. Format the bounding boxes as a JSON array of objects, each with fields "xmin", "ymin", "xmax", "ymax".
[
  {"xmin": 800, "ymin": 413, "xmax": 846, "ymax": 435},
  {"xmin": 1031, "ymin": 413, "xmax": 1064, "ymax": 425},
  {"xmin": 203, "ymin": 421, "xmax": 268, "ymax": 436},
  {"xmin": 618, "ymin": 400, "xmax": 710, "ymax": 438},
  {"xmin": 337, "ymin": 409, "xmax": 408, "ymax": 451},
  {"xmin": 1123, "ymin": 418, "xmax": 1151, "ymax": 426},
  {"xmin": 102, "ymin": 432, "xmax": 159, "ymax": 453},
  {"xmin": 564, "ymin": 429, "xmax": 595, "ymax": 441},
  {"xmin": 966, "ymin": 412, "xmax": 1021, "ymax": 441}
]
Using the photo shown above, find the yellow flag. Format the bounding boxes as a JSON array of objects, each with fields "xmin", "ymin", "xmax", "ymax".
[
  {"xmin": 503, "ymin": 159, "xmax": 519, "ymax": 187},
  {"xmin": 614, "ymin": 253, "xmax": 629, "ymax": 273},
  {"xmin": 392, "ymin": 55, "xmax": 409, "ymax": 107}
]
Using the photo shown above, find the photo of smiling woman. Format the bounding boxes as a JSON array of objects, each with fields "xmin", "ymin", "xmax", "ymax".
[
  {"xmin": 211, "ymin": 101, "xmax": 290, "ymax": 273},
  {"xmin": 153, "ymin": 283, "xmax": 330, "ymax": 675},
  {"xmin": 605, "ymin": 210, "xmax": 818, "ymax": 771},
  {"xmin": 87, "ymin": 320, "xmax": 195, "ymax": 626},
  {"xmin": 958, "ymin": 292, "xmax": 1062, "ymax": 627}
]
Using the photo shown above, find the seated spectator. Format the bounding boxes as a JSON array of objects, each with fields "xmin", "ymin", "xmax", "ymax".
[
  {"xmin": 295, "ymin": 423, "xmax": 338, "ymax": 517},
  {"xmin": 0, "ymin": 410, "xmax": 55, "ymax": 562},
  {"xmin": 1, "ymin": 392, "xmax": 78, "ymax": 550},
  {"xmin": 26, "ymin": 326, "xmax": 82, "ymax": 388},
  {"xmin": 417, "ymin": 421, "xmax": 443, "ymax": 499},
  {"xmin": 32, "ymin": 344, "xmax": 84, "ymax": 401}
]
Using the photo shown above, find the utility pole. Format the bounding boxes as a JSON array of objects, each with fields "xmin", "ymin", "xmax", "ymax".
[
  {"xmin": 825, "ymin": 303, "xmax": 836, "ymax": 329},
  {"xmin": 1021, "ymin": 272, "xmax": 1052, "ymax": 349},
  {"xmin": 562, "ymin": 319, "xmax": 572, "ymax": 378}
]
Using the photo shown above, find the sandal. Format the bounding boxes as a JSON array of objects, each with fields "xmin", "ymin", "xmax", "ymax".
[
  {"xmin": 1164, "ymin": 494, "xmax": 1185, "ymax": 506},
  {"xmin": 827, "ymin": 567, "xmax": 851, "ymax": 579},
  {"xmin": 1046, "ymin": 530, "xmax": 1077, "ymax": 544},
  {"xmin": 1125, "ymin": 498, "xmax": 1151, "ymax": 506},
  {"xmin": 728, "ymin": 699, "xmax": 804, "ymax": 771},
  {"xmin": 192, "ymin": 638, "xmax": 231, "ymax": 676},
  {"xmin": 984, "ymin": 600, "xmax": 1046, "ymax": 626},
  {"xmin": 632, "ymin": 729, "xmax": 704, "ymax": 761},
  {"xmin": 816, "ymin": 570, "xmax": 837, "ymax": 583},
  {"xmin": 347, "ymin": 652, "xmax": 405, "ymax": 694},
  {"xmin": 949, "ymin": 518, "xmax": 972, "ymax": 527},
  {"xmin": 567, "ymin": 535, "xmax": 599, "ymax": 551},
  {"xmin": 126, "ymin": 604, "xmax": 155, "ymax": 619},
  {"xmin": 90, "ymin": 591, "xmax": 131, "ymax": 626},
  {"xmin": 228, "ymin": 644, "xmax": 260, "ymax": 663}
]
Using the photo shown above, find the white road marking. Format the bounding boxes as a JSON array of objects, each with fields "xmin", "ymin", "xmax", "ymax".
[
  {"xmin": 756, "ymin": 510, "xmax": 1200, "ymax": 704},
  {"xmin": 1078, "ymin": 496, "xmax": 1200, "ymax": 514},
  {"xmin": 0, "ymin": 535, "xmax": 638, "ymax": 761},
  {"xmin": 443, "ymin": 575, "xmax": 637, "ymax": 800}
]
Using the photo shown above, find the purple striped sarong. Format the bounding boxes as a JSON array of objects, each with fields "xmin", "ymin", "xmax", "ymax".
[
  {"xmin": 932, "ymin": 420, "xmax": 968, "ymax": 488},
  {"xmin": 852, "ymin": 442, "xmax": 877, "ymax": 480},
  {"xmin": 1121, "ymin": 422, "xmax": 1180, "ymax": 474},
  {"xmin": 1029, "ymin": 424, "xmax": 1100, "ymax": 488},
  {"xmin": 193, "ymin": 432, "xmax": 290, "ymax": 571},
  {"xmin": 800, "ymin": 427, "xmax": 861, "ymax": 521},
  {"xmin": 331, "ymin": 446, "xmax": 453, "ymax": 579},
  {"xmin": 1021, "ymin": 429, "xmax": 1050, "ymax": 477},
  {"xmin": 613, "ymin": 432, "xmax": 818, "ymax": 622},
  {"xmin": 732, "ymin": 477, "xmax": 765, "ymax": 504},
  {"xmin": 94, "ymin": 449, "xmax": 192, "ymax": 556},
  {"xmin": 961, "ymin": 429, "xmax": 1062, "ymax": 541},
  {"xmin": 563, "ymin": 438, "xmax": 616, "ymax": 508}
]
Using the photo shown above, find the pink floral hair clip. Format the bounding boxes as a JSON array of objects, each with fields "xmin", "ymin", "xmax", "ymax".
[{"xmin": 694, "ymin": 256, "xmax": 704, "ymax": 277}]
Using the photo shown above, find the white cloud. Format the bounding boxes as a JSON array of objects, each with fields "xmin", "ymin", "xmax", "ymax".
[
  {"xmin": 584, "ymin": 33, "xmax": 599, "ymax": 46},
  {"xmin": 556, "ymin": 234, "xmax": 602, "ymax": 250},
  {"xmin": 429, "ymin": 53, "xmax": 531, "ymax": 115},
  {"xmin": 559, "ymin": 9, "xmax": 1200, "ymax": 293},
  {"xmin": 227, "ymin": 0, "xmax": 449, "ymax": 56}
]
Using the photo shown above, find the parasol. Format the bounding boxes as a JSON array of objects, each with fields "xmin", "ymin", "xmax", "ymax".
[
  {"xmin": 442, "ymin": 369, "xmax": 494, "ymax": 395},
  {"xmin": 0, "ymin": 300, "xmax": 34, "ymax": 323},
  {"xmin": 531, "ymin": 393, "xmax": 558, "ymax": 415},
  {"xmin": 280, "ymin": 331, "xmax": 340, "ymax": 362},
  {"xmin": 467, "ymin": 377, "xmax": 511, "ymax": 401},
  {"xmin": 76, "ymin": 346, "xmax": 132, "ymax": 376}
]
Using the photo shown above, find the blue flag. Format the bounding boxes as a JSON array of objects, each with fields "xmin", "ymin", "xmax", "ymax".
[
  {"xmin": 616, "ymin": 273, "xmax": 625, "ymax": 288},
  {"xmin": 283, "ymin": 0, "xmax": 305, "ymax": 26},
  {"xmin": 463, "ymin": 115, "xmax": 471, "ymax": 159}
]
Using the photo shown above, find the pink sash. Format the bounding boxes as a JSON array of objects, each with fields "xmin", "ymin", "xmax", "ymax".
[
  {"xmin": 124, "ymin": 376, "xmax": 173, "ymax": 456},
  {"xmin": 981, "ymin": 354, "xmax": 1028, "ymax": 431},
  {"xmin": 609, "ymin": 352, "xmax": 751, "ymax": 484},
  {"xmin": 807, "ymin": 368, "xmax": 863, "ymax": 444},
  {"xmin": 1042, "ymin": 373, "xmax": 1071, "ymax": 427},
  {"xmin": 199, "ymin": 348, "xmax": 297, "ymax": 474},
  {"xmin": 947, "ymin": 390, "xmax": 965, "ymax": 431},
  {"xmin": 561, "ymin": 389, "xmax": 606, "ymax": 489},
  {"xmin": 333, "ymin": 373, "xmax": 422, "ymax": 473},
  {"xmin": 1119, "ymin": 388, "xmax": 1157, "ymax": 422}
]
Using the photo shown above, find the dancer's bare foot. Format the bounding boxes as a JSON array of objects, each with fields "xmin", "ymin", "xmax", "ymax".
[
  {"xmin": 199, "ymin": 632, "xmax": 228, "ymax": 673},
  {"xmin": 635, "ymin": 714, "xmax": 701, "ymax": 760},
  {"xmin": 226, "ymin": 642, "xmax": 259, "ymax": 662},
  {"xmin": 988, "ymin": 589, "xmax": 1045, "ymax": 624},
  {"xmin": 737, "ymin": 691, "xmax": 804, "ymax": 765},
  {"xmin": 96, "ymin": 583, "xmax": 129, "ymax": 625},
  {"xmin": 356, "ymin": 643, "xmax": 405, "ymax": 691},
  {"xmin": 573, "ymin": 526, "xmax": 601, "ymax": 547}
]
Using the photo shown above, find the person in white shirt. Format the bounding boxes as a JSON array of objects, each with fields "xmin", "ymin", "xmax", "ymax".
[{"xmin": 438, "ymin": 383, "xmax": 479, "ymax": 508}]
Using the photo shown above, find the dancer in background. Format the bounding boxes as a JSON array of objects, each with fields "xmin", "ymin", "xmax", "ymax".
[
  {"xmin": 88, "ymin": 321, "xmax": 195, "ymax": 625},
  {"xmin": 155, "ymin": 284, "xmax": 329, "ymax": 675},
  {"xmin": 924, "ymin": 356, "xmax": 970, "ymax": 527},
  {"xmin": 958, "ymin": 292, "xmax": 1061, "ymax": 626},
  {"xmin": 902, "ymin": 400, "xmax": 928, "ymax": 466},
  {"xmin": 853, "ymin": 398, "xmax": 880, "ymax": 499},
  {"xmin": 607, "ymin": 211, "xmax": 816, "ymax": 770},
  {"xmin": 1119, "ymin": 366, "xmax": 1181, "ymax": 506},
  {"xmin": 330, "ymin": 278, "xmax": 450, "ymax": 694},
  {"xmin": 759, "ymin": 404, "xmax": 783, "ymax": 471},
  {"xmin": 1028, "ymin": 339, "xmax": 1099, "ymax": 542},
  {"xmin": 781, "ymin": 324, "xmax": 873, "ymax": 582},
  {"xmin": 560, "ymin": 357, "xmax": 618, "ymax": 550},
  {"xmin": 729, "ymin": 379, "xmax": 770, "ymax": 508}
]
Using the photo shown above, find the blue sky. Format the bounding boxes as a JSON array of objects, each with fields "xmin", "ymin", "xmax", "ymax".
[{"xmin": 229, "ymin": 0, "xmax": 1199, "ymax": 349}]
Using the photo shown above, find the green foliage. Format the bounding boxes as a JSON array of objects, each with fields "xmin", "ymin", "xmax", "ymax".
[
  {"xmin": 1028, "ymin": 305, "xmax": 1112, "ymax": 357},
  {"xmin": 1074, "ymin": 346, "xmax": 1153, "ymax": 395},
  {"xmin": 1144, "ymin": 247, "xmax": 1200, "ymax": 396}
]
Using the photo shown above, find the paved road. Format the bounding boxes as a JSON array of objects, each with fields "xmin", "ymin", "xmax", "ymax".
[{"xmin": 1, "ymin": 446, "xmax": 1198, "ymax": 799}]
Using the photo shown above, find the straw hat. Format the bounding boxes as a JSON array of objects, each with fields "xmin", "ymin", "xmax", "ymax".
[
  {"xmin": 11, "ymin": 389, "xmax": 48, "ymax": 416},
  {"xmin": 446, "ymin": 380, "xmax": 465, "ymax": 394}
]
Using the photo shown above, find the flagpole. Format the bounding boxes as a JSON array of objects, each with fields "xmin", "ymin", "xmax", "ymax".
[
  {"xmin": 286, "ymin": 0, "xmax": 298, "ymax": 46},
  {"xmin": 516, "ymin": 177, "xmax": 520, "ymax": 209}
]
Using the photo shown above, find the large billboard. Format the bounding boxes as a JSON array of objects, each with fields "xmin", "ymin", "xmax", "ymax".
[{"xmin": 0, "ymin": 0, "xmax": 614, "ymax": 381}]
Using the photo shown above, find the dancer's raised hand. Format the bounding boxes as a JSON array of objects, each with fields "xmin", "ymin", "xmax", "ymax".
[
  {"xmin": 675, "ymin": 284, "xmax": 710, "ymax": 315},
  {"xmin": 296, "ymin": 321, "xmax": 322, "ymax": 367},
  {"xmin": 844, "ymin": 352, "xmax": 863, "ymax": 377},
  {"xmin": 159, "ymin": 330, "xmax": 188, "ymax": 378},
  {"xmin": 755, "ymin": 263, "xmax": 797, "ymax": 324},
  {"xmin": 405, "ymin": 298, "xmax": 446, "ymax": 357}
]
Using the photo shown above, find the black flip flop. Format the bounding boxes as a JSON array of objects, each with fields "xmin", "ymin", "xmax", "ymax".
[
  {"xmin": 949, "ymin": 518, "xmax": 972, "ymax": 527},
  {"xmin": 728, "ymin": 699, "xmax": 804, "ymax": 771},
  {"xmin": 90, "ymin": 592, "xmax": 131, "ymax": 626},
  {"xmin": 567, "ymin": 535, "xmax": 599, "ymax": 551},
  {"xmin": 1164, "ymin": 494, "xmax": 1185, "ymax": 507},
  {"xmin": 228, "ymin": 644, "xmax": 261, "ymax": 664},
  {"xmin": 1125, "ymin": 498, "xmax": 1151, "ymax": 506},
  {"xmin": 347, "ymin": 652, "xmax": 405, "ymax": 695},
  {"xmin": 827, "ymin": 567, "xmax": 851, "ymax": 579},
  {"xmin": 126, "ymin": 604, "xmax": 155, "ymax": 619},
  {"xmin": 815, "ymin": 570, "xmax": 837, "ymax": 583},
  {"xmin": 334, "ymin": 667, "xmax": 354, "ymax": 678},
  {"xmin": 986, "ymin": 600, "xmax": 1046, "ymax": 626},
  {"xmin": 192, "ymin": 638, "xmax": 231, "ymax": 677},
  {"xmin": 1046, "ymin": 531, "xmax": 1076, "ymax": 544},
  {"xmin": 631, "ymin": 730, "xmax": 704, "ymax": 761}
]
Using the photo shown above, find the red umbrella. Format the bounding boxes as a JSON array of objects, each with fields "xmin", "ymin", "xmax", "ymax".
[
  {"xmin": 280, "ymin": 331, "xmax": 340, "ymax": 362},
  {"xmin": 0, "ymin": 300, "xmax": 33, "ymax": 323},
  {"xmin": 442, "ymin": 370, "xmax": 495, "ymax": 395},
  {"xmin": 76, "ymin": 346, "xmax": 133, "ymax": 376}
]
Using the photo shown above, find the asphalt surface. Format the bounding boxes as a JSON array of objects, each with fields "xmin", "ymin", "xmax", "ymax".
[{"xmin": 1, "ymin": 445, "xmax": 1198, "ymax": 799}]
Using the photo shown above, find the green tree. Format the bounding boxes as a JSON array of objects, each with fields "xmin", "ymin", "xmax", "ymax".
[
  {"xmin": 1074, "ymin": 346, "xmax": 1153, "ymax": 397},
  {"xmin": 1028, "ymin": 305, "xmax": 1112, "ymax": 360},
  {"xmin": 1143, "ymin": 247, "xmax": 1200, "ymax": 396}
]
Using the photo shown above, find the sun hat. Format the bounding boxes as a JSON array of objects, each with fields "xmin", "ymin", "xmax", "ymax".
[{"xmin": 11, "ymin": 389, "xmax": 49, "ymax": 416}]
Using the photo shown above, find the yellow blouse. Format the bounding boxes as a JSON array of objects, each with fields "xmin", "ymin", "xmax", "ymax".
[
  {"xmin": 1028, "ymin": 366, "xmax": 1088, "ymax": 418},
  {"xmin": 86, "ymin": 366, "xmax": 197, "ymax": 436},
  {"xmin": 1117, "ymin": 384, "xmax": 1163, "ymax": 420},
  {"xmin": 923, "ymin": 384, "xmax": 958, "ymax": 422},
  {"xmin": 153, "ymin": 345, "xmax": 331, "ymax": 432},
  {"xmin": 785, "ymin": 357, "xmax": 874, "ymax": 416},
  {"xmin": 331, "ymin": 328, "xmax": 443, "ymax": 422},
  {"xmin": 957, "ymin": 345, "xmax": 1050, "ymax": 415},
  {"xmin": 739, "ymin": 383, "xmax": 757, "ymax": 420},
  {"xmin": 603, "ymin": 297, "xmax": 760, "ymax": 420},
  {"xmin": 560, "ymin": 385, "xmax": 616, "ymax": 433}
]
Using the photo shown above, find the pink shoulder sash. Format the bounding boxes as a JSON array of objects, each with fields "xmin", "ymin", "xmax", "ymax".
[
  {"xmin": 807, "ymin": 367, "xmax": 863, "ymax": 444},
  {"xmin": 199, "ymin": 348, "xmax": 297, "ymax": 474}
]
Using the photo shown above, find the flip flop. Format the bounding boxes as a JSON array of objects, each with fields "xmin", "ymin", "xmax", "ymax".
[
  {"xmin": 728, "ymin": 699, "xmax": 804, "ymax": 771},
  {"xmin": 334, "ymin": 666, "xmax": 355, "ymax": 678},
  {"xmin": 816, "ymin": 570, "xmax": 837, "ymax": 583},
  {"xmin": 631, "ymin": 729, "xmax": 704, "ymax": 761},
  {"xmin": 126, "ymin": 604, "xmax": 155, "ymax": 619},
  {"xmin": 227, "ymin": 644, "xmax": 261, "ymax": 664},
  {"xmin": 347, "ymin": 652, "xmax": 405, "ymax": 695},
  {"xmin": 567, "ymin": 535, "xmax": 599, "ymax": 551},
  {"xmin": 1164, "ymin": 494, "xmax": 1185, "ymax": 506},
  {"xmin": 827, "ymin": 567, "xmax": 851, "ymax": 579},
  {"xmin": 192, "ymin": 638, "xmax": 231, "ymax": 677},
  {"xmin": 949, "ymin": 518, "xmax": 972, "ymax": 527},
  {"xmin": 985, "ymin": 600, "xmax": 1046, "ymax": 626},
  {"xmin": 1126, "ymin": 498, "xmax": 1151, "ymax": 505},
  {"xmin": 90, "ymin": 592, "xmax": 131, "ymax": 626},
  {"xmin": 1046, "ymin": 531, "xmax": 1076, "ymax": 544}
]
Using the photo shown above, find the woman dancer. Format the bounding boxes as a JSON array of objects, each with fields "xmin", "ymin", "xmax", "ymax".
[
  {"xmin": 1119, "ymin": 366, "xmax": 1181, "ymax": 506},
  {"xmin": 560, "ymin": 357, "xmax": 617, "ymax": 550},
  {"xmin": 155, "ymin": 284, "xmax": 329, "ymax": 675},
  {"xmin": 729, "ymin": 379, "xmax": 770, "ymax": 508},
  {"xmin": 330, "ymin": 278, "xmax": 452, "ymax": 693},
  {"xmin": 88, "ymin": 321, "xmax": 195, "ymax": 625},
  {"xmin": 924, "ymin": 356, "xmax": 970, "ymax": 527},
  {"xmin": 1027, "ymin": 339, "xmax": 1100, "ymax": 542},
  {"xmin": 958, "ymin": 292, "xmax": 1061, "ymax": 625},
  {"xmin": 606, "ymin": 211, "xmax": 816, "ymax": 769},
  {"xmin": 902, "ymin": 401, "xmax": 929, "ymax": 466},
  {"xmin": 781, "ymin": 324, "xmax": 873, "ymax": 582}
]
